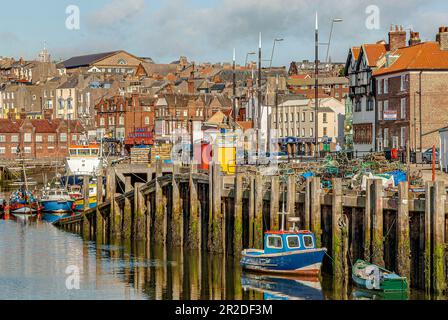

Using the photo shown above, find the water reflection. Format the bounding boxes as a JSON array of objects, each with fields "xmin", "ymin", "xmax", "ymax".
[
  {"xmin": 0, "ymin": 218, "xmax": 438, "ymax": 300},
  {"xmin": 241, "ymin": 273, "xmax": 324, "ymax": 300}
]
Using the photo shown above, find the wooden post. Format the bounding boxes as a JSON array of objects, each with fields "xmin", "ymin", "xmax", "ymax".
[
  {"xmin": 310, "ymin": 177, "xmax": 322, "ymax": 247},
  {"xmin": 270, "ymin": 175, "xmax": 280, "ymax": 231},
  {"xmin": 95, "ymin": 176, "xmax": 104, "ymax": 243},
  {"xmin": 424, "ymin": 181, "xmax": 433, "ymax": 293},
  {"xmin": 154, "ymin": 159, "xmax": 166, "ymax": 245},
  {"xmin": 123, "ymin": 175, "xmax": 133, "ymax": 239},
  {"xmin": 396, "ymin": 181, "xmax": 411, "ymax": 281},
  {"xmin": 134, "ymin": 182, "xmax": 146, "ymax": 241},
  {"xmin": 248, "ymin": 175, "xmax": 255, "ymax": 248},
  {"xmin": 188, "ymin": 165, "xmax": 201, "ymax": 250},
  {"xmin": 233, "ymin": 170, "xmax": 244, "ymax": 255},
  {"xmin": 432, "ymin": 181, "xmax": 446, "ymax": 294},
  {"xmin": 171, "ymin": 164, "xmax": 183, "ymax": 247},
  {"xmin": 332, "ymin": 178, "xmax": 344, "ymax": 277},
  {"xmin": 82, "ymin": 175, "xmax": 91, "ymax": 240},
  {"xmin": 286, "ymin": 174, "xmax": 296, "ymax": 229},
  {"xmin": 371, "ymin": 179, "xmax": 385, "ymax": 267},
  {"xmin": 254, "ymin": 173, "xmax": 263, "ymax": 249},
  {"xmin": 209, "ymin": 163, "xmax": 224, "ymax": 254},
  {"xmin": 364, "ymin": 179, "xmax": 373, "ymax": 262},
  {"xmin": 304, "ymin": 177, "xmax": 311, "ymax": 230}
]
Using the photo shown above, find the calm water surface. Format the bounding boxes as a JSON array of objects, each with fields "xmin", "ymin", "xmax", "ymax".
[{"xmin": 0, "ymin": 219, "xmax": 436, "ymax": 300}]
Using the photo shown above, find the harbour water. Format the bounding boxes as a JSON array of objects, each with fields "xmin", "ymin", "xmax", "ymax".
[{"xmin": 0, "ymin": 218, "xmax": 440, "ymax": 300}]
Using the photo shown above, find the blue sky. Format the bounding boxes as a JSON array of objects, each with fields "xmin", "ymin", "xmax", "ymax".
[{"xmin": 0, "ymin": 0, "xmax": 447, "ymax": 66}]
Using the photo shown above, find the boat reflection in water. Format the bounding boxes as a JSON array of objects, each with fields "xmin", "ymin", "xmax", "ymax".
[
  {"xmin": 351, "ymin": 289, "xmax": 409, "ymax": 300},
  {"xmin": 241, "ymin": 273, "xmax": 324, "ymax": 300}
]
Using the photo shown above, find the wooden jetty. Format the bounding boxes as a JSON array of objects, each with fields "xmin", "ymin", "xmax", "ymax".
[{"xmin": 55, "ymin": 160, "xmax": 448, "ymax": 295}]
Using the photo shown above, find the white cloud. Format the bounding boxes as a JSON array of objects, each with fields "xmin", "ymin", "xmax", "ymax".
[{"xmin": 88, "ymin": 0, "xmax": 145, "ymax": 28}]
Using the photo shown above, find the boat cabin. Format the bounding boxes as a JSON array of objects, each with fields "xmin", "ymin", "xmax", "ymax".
[
  {"xmin": 69, "ymin": 144, "xmax": 100, "ymax": 157},
  {"xmin": 264, "ymin": 231, "xmax": 317, "ymax": 254}
]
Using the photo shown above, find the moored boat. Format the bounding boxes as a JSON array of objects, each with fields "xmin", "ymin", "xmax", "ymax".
[
  {"xmin": 73, "ymin": 183, "xmax": 97, "ymax": 211},
  {"xmin": 40, "ymin": 188, "xmax": 75, "ymax": 223},
  {"xmin": 241, "ymin": 230, "xmax": 327, "ymax": 276},
  {"xmin": 9, "ymin": 190, "xmax": 40, "ymax": 221},
  {"xmin": 352, "ymin": 259, "xmax": 408, "ymax": 292}
]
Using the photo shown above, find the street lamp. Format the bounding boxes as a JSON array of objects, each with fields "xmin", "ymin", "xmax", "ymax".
[
  {"xmin": 245, "ymin": 52, "xmax": 256, "ymax": 68},
  {"xmin": 325, "ymin": 18, "xmax": 343, "ymax": 63},
  {"xmin": 269, "ymin": 38, "xmax": 284, "ymax": 69}
]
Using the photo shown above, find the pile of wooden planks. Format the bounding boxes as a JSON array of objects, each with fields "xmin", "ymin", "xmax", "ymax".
[{"xmin": 149, "ymin": 144, "xmax": 172, "ymax": 163}]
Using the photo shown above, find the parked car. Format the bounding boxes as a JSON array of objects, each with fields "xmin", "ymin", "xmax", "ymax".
[{"xmin": 422, "ymin": 148, "xmax": 439, "ymax": 164}]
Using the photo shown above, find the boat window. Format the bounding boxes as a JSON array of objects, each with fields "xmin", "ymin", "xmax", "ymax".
[
  {"xmin": 69, "ymin": 149, "xmax": 77, "ymax": 156},
  {"xmin": 266, "ymin": 235, "xmax": 283, "ymax": 249},
  {"xmin": 91, "ymin": 149, "xmax": 99, "ymax": 155},
  {"xmin": 302, "ymin": 235, "xmax": 315, "ymax": 249},
  {"xmin": 49, "ymin": 191, "xmax": 56, "ymax": 196},
  {"xmin": 286, "ymin": 236, "xmax": 300, "ymax": 249},
  {"xmin": 78, "ymin": 149, "xmax": 90, "ymax": 156}
]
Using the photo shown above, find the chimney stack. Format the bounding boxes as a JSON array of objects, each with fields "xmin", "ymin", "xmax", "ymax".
[
  {"xmin": 409, "ymin": 31, "xmax": 421, "ymax": 46},
  {"xmin": 388, "ymin": 25, "xmax": 407, "ymax": 51},
  {"xmin": 436, "ymin": 26, "xmax": 448, "ymax": 51}
]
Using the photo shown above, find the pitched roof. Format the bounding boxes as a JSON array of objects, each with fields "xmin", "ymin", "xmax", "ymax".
[
  {"xmin": 373, "ymin": 42, "xmax": 448, "ymax": 76},
  {"xmin": 0, "ymin": 119, "xmax": 21, "ymax": 133},
  {"xmin": 362, "ymin": 43, "xmax": 387, "ymax": 67},
  {"xmin": 352, "ymin": 47, "xmax": 361, "ymax": 60},
  {"xmin": 61, "ymin": 51, "xmax": 120, "ymax": 69}
]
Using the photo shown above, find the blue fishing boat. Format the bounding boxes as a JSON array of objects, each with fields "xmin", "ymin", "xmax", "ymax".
[
  {"xmin": 241, "ymin": 230, "xmax": 327, "ymax": 276},
  {"xmin": 40, "ymin": 189, "xmax": 75, "ymax": 223}
]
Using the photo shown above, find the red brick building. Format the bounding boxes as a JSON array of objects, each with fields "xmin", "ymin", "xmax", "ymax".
[
  {"xmin": 95, "ymin": 94, "xmax": 155, "ymax": 145},
  {"xmin": 286, "ymin": 76, "xmax": 349, "ymax": 102},
  {"xmin": 0, "ymin": 119, "xmax": 84, "ymax": 160},
  {"xmin": 374, "ymin": 27, "xmax": 448, "ymax": 152}
]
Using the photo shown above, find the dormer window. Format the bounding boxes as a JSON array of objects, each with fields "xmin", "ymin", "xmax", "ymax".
[{"xmin": 118, "ymin": 59, "xmax": 127, "ymax": 65}]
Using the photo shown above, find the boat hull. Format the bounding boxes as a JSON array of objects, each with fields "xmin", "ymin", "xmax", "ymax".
[
  {"xmin": 74, "ymin": 197, "xmax": 97, "ymax": 211},
  {"xmin": 241, "ymin": 249, "xmax": 327, "ymax": 276},
  {"xmin": 352, "ymin": 260, "xmax": 408, "ymax": 292},
  {"xmin": 41, "ymin": 200, "xmax": 74, "ymax": 213}
]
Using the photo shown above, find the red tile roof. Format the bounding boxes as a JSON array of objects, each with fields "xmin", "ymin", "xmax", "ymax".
[
  {"xmin": 0, "ymin": 119, "xmax": 21, "ymax": 133},
  {"xmin": 363, "ymin": 43, "xmax": 388, "ymax": 67},
  {"xmin": 352, "ymin": 47, "xmax": 361, "ymax": 60},
  {"xmin": 373, "ymin": 42, "xmax": 448, "ymax": 76}
]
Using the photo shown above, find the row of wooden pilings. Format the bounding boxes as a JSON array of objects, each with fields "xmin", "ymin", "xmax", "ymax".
[{"xmin": 58, "ymin": 160, "xmax": 447, "ymax": 295}]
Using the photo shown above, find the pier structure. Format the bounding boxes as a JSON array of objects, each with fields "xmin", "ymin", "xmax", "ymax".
[{"xmin": 56, "ymin": 160, "xmax": 448, "ymax": 294}]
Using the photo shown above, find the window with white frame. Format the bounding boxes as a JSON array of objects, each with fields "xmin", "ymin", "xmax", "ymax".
[
  {"xmin": 11, "ymin": 135, "xmax": 19, "ymax": 143},
  {"xmin": 24, "ymin": 133, "xmax": 32, "ymax": 143},
  {"xmin": 400, "ymin": 75, "xmax": 407, "ymax": 91},
  {"xmin": 377, "ymin": 79, "xmax": 382, "ymax": 94},
  {"xmin": 302, "ymin": 128, "xmax": 305, "ymax": 137},
  {"xmin": 384, "ymin": 79, "xmax": 389, "ymax": 94},
  {"xmin": 35, "ymin": 135, "xmax": 43, "ymax": 143},
  {"xmin": 384, "ymin": 128, "xmax": 389, "ymax": 148},
  {"xmin": 0, "ymin": 147, "xmax": 5, "ymax": 154},
  {"xmin": 24, "ymin": 147, "xmax": 31, "ymax": 154},
  {"xmin": 145, "ymin": 117, "xmax": 150, "ymax": 125},
  {"xmin": 401, "ymin": 98, "xmax": 407, "ymax": 119},
  {"xmin": 11, "ymin": 147, "xmax": 17, "ymax": 154},
  {"xmin": 310, "ymin": 128, "xmax": 314, "ymax": 137},
  {"xmin": 401, "ymin": 127, "xmax": 406, "ymax": 148},
  {"xmin": 310, "ymin": 112, "xmax": 314, "ymax": 122},
  {"xmin": 0, "ymin": 135, "xmax": 5, "ymax": 143},
  {"xmin": 60, "ymin": 133, "xmax": 67, "ymax": 142}
]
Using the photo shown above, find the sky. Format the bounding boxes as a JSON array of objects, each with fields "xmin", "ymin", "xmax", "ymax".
[{"xmin": 0, "ymin": 0, "xmax": 447, "ymax": 66}]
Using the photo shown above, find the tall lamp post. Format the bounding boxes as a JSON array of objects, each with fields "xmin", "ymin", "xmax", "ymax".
[
  {"xmin": 269, "ymin": 38, "xmax": 284, "ymax": 69},
  {"xmin": 325, "ymin": 18, "xmax": 343, "ymax": 63},
  {"xmin": 245, "ymin": 52, "xmax": 256, "ymax": 68}
]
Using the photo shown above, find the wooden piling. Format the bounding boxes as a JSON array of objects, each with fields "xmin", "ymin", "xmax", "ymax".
[
  {"xmin": 171, "ymin": 164, "xmax": 183, "ymax": 247},
  {"xmin": 424, "ymin": 181, "xmax": 433, "ymax": 293},
  {"xmin": 310, "ymin": 177, "xmax": 322, "ymax": 247},
  {"xmin": 254, "ymin": 173, "xmax": 263, "ymax": 249},
  {"xmin": 209, "ymin": 163, "xmax": 224, "ymax": 253},
  {"xmin": 154, "ymin": 159, "xmax": 166, "ymax": 245},
  {"xmin": 95, "ymin": 177, "xmax": 104, "ymax": 242},
  {"xmin": 364, "ymin": 179, "xmax": 373, "ymax": 262},
  {"xmin": 396, "ymin": 181, "xmax": 411, "ymax": 281},
  {"xmin": 233, "ymin": 170, "xmax": 244, "ymax": 255},
  {"xmin": 82, "ymin": 175, "xmax": 91, "ymax": 240},
  {"xmin": 432, "ymin": 181, "xmax": 446, "ymax": 294},
  {"xmin": 287, "ymin": 174, "xmax": 296, "ymax": 228},
  {"xmin": 123, "ymin": 175, "xmax": 132, "ymax": 239},
  {"xmin": 332, "ymin": 178, "xmax": 344, "ymax": 277},
  {"xmin": 188, "ymin": 165, "xmax": 201, "ymax": 250},
  {"xmin": 304, "ymin": 177, "xmax": 311, "ymax": 229},
  {"xmin": 270, "ymin": 175, "xmax": 280, "ymax": 231},
  {"xmin": 248, "ymin": 175, "xmax": 255, "ymax": 248},
  {"xmin": 371, "ymin": 179, "xmax": 385, "ymax": 267},
  {"xmin": 134, "ymin": 182, "xmax": 146, "ymax": 241}
]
